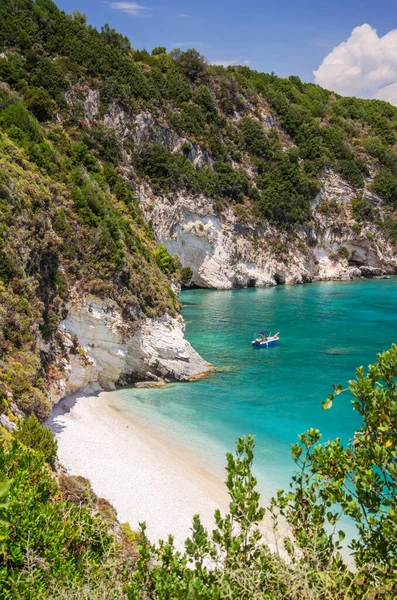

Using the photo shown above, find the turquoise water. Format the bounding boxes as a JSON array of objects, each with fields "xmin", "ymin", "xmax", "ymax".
[{"xmin": 115, "ymin": 279, "xmax": 397, "ymax": 497}]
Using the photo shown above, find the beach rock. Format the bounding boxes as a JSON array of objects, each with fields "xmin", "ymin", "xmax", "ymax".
[
  {"xmin": 48, "ymin": 294, "xmax": 212, "ymax": 404},
  {"xmin": 359, "ymin": 265, "xmax": 386, "ymax": 277},
  {"xmin": 135, "ymin": 380, "xmax": 166, "ymax": 389}
]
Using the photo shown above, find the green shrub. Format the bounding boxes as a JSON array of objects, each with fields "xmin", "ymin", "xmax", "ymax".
[
  {"xmin": 152, "ymin": 46, "xmax": 166, "ymax": 56},
  {"xmin": 0, "ymin": 102, "xmax": 41, "ymax": 143},
  {"xmin": 180, "ymin": 266, "xmax": 193, "ymax": 286},
  {"xmin": 0, "ymin": 440, "xmax": 120, "ymax": 598},
  {"xmin": 154, "ymin": 244, "xmax": 178, "ymax": 273},
  {"xmin": 173, "ymin": 48, "xmax": 207, "ymax": 81},
  {"xmin": 14, "ymin": 415, "xmax": 57, "ymax": 469},
  {"xmin": 336, "ymin": 245, "xmax": 349, "ymax": 259},
  {"xmin": 371, "ymin": 168, "xmax": 397, "ymax": 206},
  {"xmin": 23, "ymin": 86, "xmax": 56, "ymax": 122},
  {"xmin": 241, "ymin": 117, "xmax": 272, "ymax": 159},
  {"xmin": 351, "ymin": 197, "xmax": 374, "ymax": 222}
]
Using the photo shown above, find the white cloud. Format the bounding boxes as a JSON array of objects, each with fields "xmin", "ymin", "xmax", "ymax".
[
  {"xmin": 175, "ymin": 13, "xmax": 189, "ymax": 18},
  {"xmin": 109, "ymin": 2, "xmax": 152, "ymax": 15},
  {"xmin": 210, "ymin": 59, "xmax": 251, "ymax": 67},
  {"xmin": 314, "ymin": 24, "xmax": 397, "ymax": 105}
]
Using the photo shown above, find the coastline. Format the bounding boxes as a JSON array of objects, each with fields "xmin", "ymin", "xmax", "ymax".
[
  {"xmin": 48, "ymin": 388, "xmax": 231, "ymax": 550},
  {"xmin": 48, "ymin": 388, "xmax": 285, "ymax": 552}
]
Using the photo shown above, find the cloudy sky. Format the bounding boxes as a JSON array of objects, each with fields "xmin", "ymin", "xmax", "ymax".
[{"xmin": 57, "ymin": 0, "xmax": 397, "ymax": 104}]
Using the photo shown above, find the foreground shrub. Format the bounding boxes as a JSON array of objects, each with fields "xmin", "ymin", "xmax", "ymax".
[
  {"xmin": 126, "ymin": 345, "xmax": 397, "ymax": 599},
  {"xmin": 14, "ymin": 414, "xmax": 57, "ymax": 469},
  {"xmin": 0, "ymin": 440, "xmax": 122, "ymax": 599}
]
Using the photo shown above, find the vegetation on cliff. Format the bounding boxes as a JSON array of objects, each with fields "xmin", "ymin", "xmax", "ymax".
[
  {"xmin": 0, "ymin": 85, "xmax": 179, "ymax": 421},
  {"xmin": 1, "ymin": 0, "xmax": 397, "ymax": 231}
]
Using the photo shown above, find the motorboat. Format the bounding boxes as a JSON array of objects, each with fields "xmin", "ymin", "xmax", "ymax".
[{"xmin": 252, "ymin": 330, "xmax": 279, "ymax": 347}]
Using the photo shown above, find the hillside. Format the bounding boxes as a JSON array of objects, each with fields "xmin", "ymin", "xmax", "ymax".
[{"xmin": 1, "ymin": 0, "xmax": 397, "ymax": 290}]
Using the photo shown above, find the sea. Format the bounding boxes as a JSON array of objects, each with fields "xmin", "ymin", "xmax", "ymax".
[{"xmin": 113, "ymin": 278, "xmax": 397, "ymax": 499}]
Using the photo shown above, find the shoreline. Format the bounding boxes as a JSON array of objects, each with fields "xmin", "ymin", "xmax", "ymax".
[
  {"xmin": 48, "ymin": 388, "xmax": 283, "ymax": 552},
  {"xmin": 48, "ymin": 388, "xmax": 231, "ymax": 550}
]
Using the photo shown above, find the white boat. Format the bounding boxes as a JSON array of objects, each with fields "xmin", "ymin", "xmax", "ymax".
[{"xmin": 252, "ymin": 331, "xmax": 279, "ymax": 347}]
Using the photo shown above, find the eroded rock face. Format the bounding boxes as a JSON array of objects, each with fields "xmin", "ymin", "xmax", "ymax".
[
  {"xmin": 139, "ymin": 186, "xmax": 312, "ymax": 289},
  {"xmin": 138, "ymin": 173, "xmax": 396, "ymax": 289},
  {"xmin": 48, "ymin": 296, "xmax": 212, "ymax": 404},
  {"xmin": 72, "ymin": 92, "xmax": 396, "ymax": 289}
]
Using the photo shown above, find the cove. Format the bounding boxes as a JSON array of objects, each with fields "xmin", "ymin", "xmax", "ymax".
[{"xmin": 113, "ymin": 278, "xmax": 397, "ymax": 497}]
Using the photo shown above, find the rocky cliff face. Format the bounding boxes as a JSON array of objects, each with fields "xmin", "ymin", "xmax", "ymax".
[
  {"xmin": 65, "ymin": 93, "xmax": 397, "ymax": 298},
  {"xmin": 137, "ymin": 174, "xmax": 396, "ymax": 289},
  {"xmin": 48, "ymin": 294, "xmax": 212, "ymax": 404},
  {"xmin": 87, "ymin": 102, "xmax": 396, "ymax": 289}
]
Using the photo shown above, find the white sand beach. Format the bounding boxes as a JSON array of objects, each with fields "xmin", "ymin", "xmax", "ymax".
[
  {"xmin": 48, "ymin": 388, "xmax": 284, "ymax": 552},
  {"xmin": 48, "ymin": 389, "xmax": 232, "ymax": 550}
]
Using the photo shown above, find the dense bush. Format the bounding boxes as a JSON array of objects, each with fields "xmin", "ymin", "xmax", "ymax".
[
  {"xmin": 154, "ymin": 244, "xmax": 178, "ymax": 273},
  {"xmin": 181, "ymin": 266, "xmax": 193, "ymax": 286},
  {"xmin": 241, "ymin": 117, "xmax": 272, "ymax": 159},
  {"xmin": 0, "ymin": 440, "xmax": 125, "ymax": 598},
  {"xmin": 371, "ymin": 168, "xmax": 397, "ymax": 207},
  {"xmin": 22, "ymin": 86, "xmax": 56, "ymax": 122},
  {"xmin": 14, "ymin": 415, "xmax": 57, "ymax": 469},
  {"xmin": 255, "ymin": 151, "xmax": 318, "ymax": 224},
  {"xmin": 350, "ymin": 197, "xmax": 374, "ymax": 221}
]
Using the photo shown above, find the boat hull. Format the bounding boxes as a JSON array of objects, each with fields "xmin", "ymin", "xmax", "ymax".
[{"xmin": 252, "ymin": 339, "xmax": 278, "ymax": 347}]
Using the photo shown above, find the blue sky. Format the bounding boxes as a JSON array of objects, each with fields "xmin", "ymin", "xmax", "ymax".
[{"xmin": 56, "ymin": 0, "xmax": 397, "ymax": 101}]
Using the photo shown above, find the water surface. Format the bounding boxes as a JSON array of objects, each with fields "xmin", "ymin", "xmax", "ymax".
[{"xmin": 115, "ymin": 279, "xmax": 397, "ymax": 496}]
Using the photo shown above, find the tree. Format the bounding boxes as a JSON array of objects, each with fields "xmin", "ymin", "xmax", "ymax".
[
  {"xmin": 152, "ymin": 46, "xmax": 166, "ymax": 56},
  {"xmin": 14, "ymin": 414, "xmax": 58, "ymax": 469},
  {"xmin": 173, "ymin": 48, "xmax": 207, "ymax": 81},
  {"xmin": 23, "ymin": 86, "xmax": 56, "ymax": 121}
]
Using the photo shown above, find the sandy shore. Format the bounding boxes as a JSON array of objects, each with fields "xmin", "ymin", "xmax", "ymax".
[
  {"xmin": 48, "ymin": 389, "xmax": 232, "ymax": 550},
  {"xmin": 48, "ymin": 388, "xmax": 283, "ymax": 552}
]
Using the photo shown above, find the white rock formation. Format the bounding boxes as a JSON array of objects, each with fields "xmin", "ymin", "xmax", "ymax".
[
  {"xmin": 138, "ymin": 173, "xmax": 396, "ymax": 289},
  {"xmin": 139, "ymin": 185, "xmax": 312, "ymax": 289},
  {"xmin": 48, "ymin": 295, "xmax": 211, "ymax": 404},
  {"xmin": 70, "ymin": 94, "xmax": 397, "ymax": 288}
]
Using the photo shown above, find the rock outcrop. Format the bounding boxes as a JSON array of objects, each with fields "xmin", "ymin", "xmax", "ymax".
[
  {"xmin": 48, "ymin": 295, "xmax": 212, "ymax": 404},
  {"xmin": 74, "ymin": 97, "xmax": 397, "ymax": 291},
  {"xmin": 138, "ymin": 173, "xmax": 397, "ymax": 289}
]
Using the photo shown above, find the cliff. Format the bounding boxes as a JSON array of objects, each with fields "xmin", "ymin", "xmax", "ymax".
[
  {"xmin": 1, "ymin": 0, "xmax": 397, "ymax": 425},
  {"xmin": 48, "ymin": 294, "xmax": 210, "ymax": 404}
]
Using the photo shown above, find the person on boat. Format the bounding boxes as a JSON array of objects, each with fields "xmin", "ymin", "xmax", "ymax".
[{"xmin": 260, "ymin": 333, "xmax": 267, "ymax": 342}]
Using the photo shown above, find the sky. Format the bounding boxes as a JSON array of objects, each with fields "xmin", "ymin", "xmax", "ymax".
[{"xmin": 57, "ymin": 0, "xmax": 397, "ymax": 104}]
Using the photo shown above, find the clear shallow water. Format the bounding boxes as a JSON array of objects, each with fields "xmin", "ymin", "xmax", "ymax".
[{"xmin": 115, "ymin": 278, "xmax": 397, "ymax": 497}]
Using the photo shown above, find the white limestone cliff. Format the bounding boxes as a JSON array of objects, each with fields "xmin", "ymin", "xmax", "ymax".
[
  {"xmin": 48, "ymin": 295, "xmax": 212, "ymax": 405},
  {"xmin": 137, "ymin": 173, "xmax": 396, "ymax": 289}
]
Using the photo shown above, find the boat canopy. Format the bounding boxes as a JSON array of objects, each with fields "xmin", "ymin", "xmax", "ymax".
[{"xmin": 258, "ymin": 330, "xmax": 270, "ymax": 335}]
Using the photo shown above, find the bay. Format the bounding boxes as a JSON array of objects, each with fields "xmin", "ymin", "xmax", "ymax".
[{"xmin": 114, "ymin": 278, "xmax": 397, "ymax": 498}]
